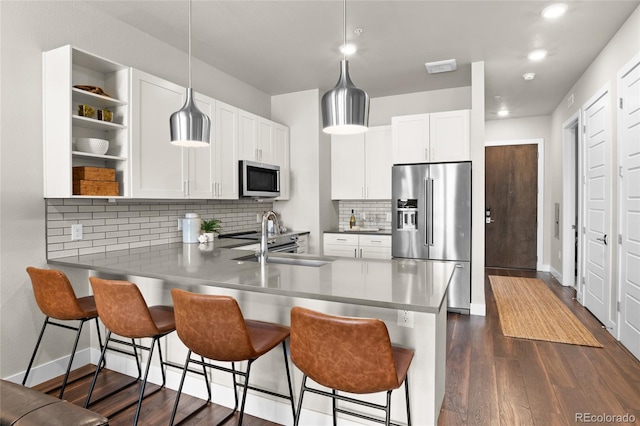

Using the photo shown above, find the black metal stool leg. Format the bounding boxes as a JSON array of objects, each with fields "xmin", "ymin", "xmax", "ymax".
[
  {"xmin": 132, "ymin": 336, "xmax": 157, "ymax": 426},
  {"xmin": 237, "ymin": 360, "xmax": 254, "ymax": 426},
  {"xmin": 404, "ymin": 375, "xmax": 412, "ymax": 426},
  {"xmin": 384, "ymin": 390, "xmax": 392, "ymax": 426},
  {"xmin": 58, "ymin": 318, "xmax": 87, "ymax": 398},
  {"xmin": 84, "ymin": 331, "xmax": 111, "ymax": 408},
  {"xmin": 22, "ymin": 317, "xmax": 49, "ymax": 386},
  {"xmin": 281, "ymin": 341, "xmax": 296, "ymax": 422},
  {"xmin": 157, "ymin": 337, "xmax": 167, "ymax": 387},
  {"xmin": 94, "ymin": 318, "xmax": 106, "ymax": 370},
  {"xmin": 332, "ymin": 389, "xmax": 338, "ymax": 426},
  {"xmin": 169, "ymin": 350, "xmax": 191, "ymax": 426},
  {"xmin": 293, "ymin": 375, "xmax": 307, "ymax": 426}
]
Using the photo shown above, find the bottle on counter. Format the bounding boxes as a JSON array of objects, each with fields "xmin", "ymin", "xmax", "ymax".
[{"xmin": 349, "ymin": 209, "xmax": 356, "ymax": 229}]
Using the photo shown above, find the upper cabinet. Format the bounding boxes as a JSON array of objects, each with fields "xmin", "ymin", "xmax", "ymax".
[
  {"xmin": 43, "ymin": 46, "xmax": 289, "ymax": 200},
  {"xmin": 392, "ymin": 110, "xmax": 470, "ymax": 164},
  {"xmin": 43, "ymin": 45, "xmax": 130, "ymax": 198},
  {"xmin": 331, "ymin": 126, "xmax": 392, "ymax": 200},
  {"xmin": 130, "ymin": 69, "xmax": 189, "ymax": 198},
  {"xmin": 272, "ymin": 123, "xmax": 290, "ymax": 201},
  {"xmin": 238, "ymin": 111, "xmax": 274, "ymax": 164}
]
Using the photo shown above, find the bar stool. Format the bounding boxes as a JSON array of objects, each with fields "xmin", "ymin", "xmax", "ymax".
[
  {"xmin": 23, "ymin": 267, "xmax": 105, "ymax": 399},
  {"xmin": 290, "ymin": 306, "xmax": 414, "ymax": 426},
  {"xmin": 169, "ymin": 289, "xmax": 296, "ymax": 426},
  {"xmin": 84, "ymin": 277, "xmax": 175, "ymax": 426}
]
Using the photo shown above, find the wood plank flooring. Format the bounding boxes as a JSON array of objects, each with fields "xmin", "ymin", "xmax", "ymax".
[
  {"xmin": 439, "ymin": 269, "xmax": 640, "ymax": 426},
  {"xmin": 32, "ymin": 269, "xmax": 640, "ymax": 425}
]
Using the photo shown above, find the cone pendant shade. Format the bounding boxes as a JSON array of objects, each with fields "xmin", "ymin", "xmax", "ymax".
[
  {"xmin": 170, "ymin": 88, "xmax": 211, "ymax": 147},
  {"xmin": 321, "ymin": 59, "xmax": 369, "ymax": 135}
]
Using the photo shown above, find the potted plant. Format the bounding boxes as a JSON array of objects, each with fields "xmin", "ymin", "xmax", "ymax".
[{"xmin": 201, "ymin": 219, "xmax": 221, "ymax": 243}]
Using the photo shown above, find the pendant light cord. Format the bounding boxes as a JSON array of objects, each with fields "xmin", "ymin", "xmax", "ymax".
[
  {"xmin": 342, "ymin": 0, "xmax": 346, "ymax": 60},
  {"xmin": 188, "ymin": 0, "xmax": 192, "ymax": 88}
]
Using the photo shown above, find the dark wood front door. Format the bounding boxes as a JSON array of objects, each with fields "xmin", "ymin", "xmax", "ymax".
[{"xmin": 485, "ymin": 144, "xmax": 538, "ymax": 269}]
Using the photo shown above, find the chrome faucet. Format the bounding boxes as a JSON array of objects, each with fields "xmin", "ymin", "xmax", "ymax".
[{"xmin": 258, "ymin": 211, "xmax": 280, "ymax": 265}]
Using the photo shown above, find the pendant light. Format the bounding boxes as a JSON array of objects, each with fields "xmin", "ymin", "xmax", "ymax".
[
  {"xmin": 170, "ymin": 0, "xmax": 211, "ymax": 147},
  {"xmin": 321, "ymin": 0, "xmax": 369, "ymax": 135}
]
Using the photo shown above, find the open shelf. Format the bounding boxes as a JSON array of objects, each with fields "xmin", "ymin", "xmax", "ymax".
[
  {"xmin": 72, "ymin": 151, "xmax": 127, "ymax": 161},
  {"xmin": 72, "ymin": 87, "xmax": 127, "ymax": 108},
  {"xmin": 72, "ymin": 115, "xmax": 126, "ymax": 131}
]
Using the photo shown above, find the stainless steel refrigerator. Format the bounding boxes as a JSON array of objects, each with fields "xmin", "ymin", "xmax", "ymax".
[{"xmin": 392, "ymin": 162, "xmax": 471, "ymax": 314}]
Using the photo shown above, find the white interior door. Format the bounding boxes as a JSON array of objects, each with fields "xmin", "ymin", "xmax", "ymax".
[
  {"xmin": 618, "ymin": 55, "xmax": 640, "ymax": 360},
  {"xmin": 582, "ymin": 88, "xmax": 612, "ymax": 328}
]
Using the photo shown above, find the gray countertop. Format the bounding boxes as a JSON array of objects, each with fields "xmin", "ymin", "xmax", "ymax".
[{"xmin": 48, "ymin": 243, "xmax": 453, "ymax": 313}]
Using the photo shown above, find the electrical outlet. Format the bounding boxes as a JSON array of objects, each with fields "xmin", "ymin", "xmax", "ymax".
[
  {"xmin": 71, "ymin": 224, "xmax": 83, "ymax": 240},
  {"xmin": 177, "ymin": 219, "xmax": 182, "ymax": 230},
  {"xmin": 386, "ymin": 212, "xmax": 392, "ymax": 222},
  {"xmin": 256, "ymin": 213, "xmax": 262, "ymax": 223},
  {"xmin": 558, "ymin": 251, "xmax": 562, "ymax": 260},
  {"xmin": 397, "ymin": 310, "xmax": 414, "ymax": 328}
]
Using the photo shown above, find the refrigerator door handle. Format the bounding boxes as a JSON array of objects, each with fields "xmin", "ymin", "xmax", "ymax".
[{"xmin": 426, "ymin": 178, "xmax": 434, "ymax": 246}]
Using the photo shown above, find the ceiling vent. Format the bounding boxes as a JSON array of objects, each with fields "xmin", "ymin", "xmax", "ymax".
[{"xmin": 425, "ymin": 59, "xmax": 457, "ymax": 74}]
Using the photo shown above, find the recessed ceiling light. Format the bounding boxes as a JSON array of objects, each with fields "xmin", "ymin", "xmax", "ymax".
[
  {"xmin": 528, "ymin": 49, "xmax": 548, "ymax": 61},
  {"xmin": 340, "ymin": 43, "xmax": 358, "ymax": 55},
  {"xmin": 523, "ymin": 72, "xmax": 536, "ymax": 81},
  {"xmin": 498, "ymin": 110, "xmax": 509, "ymax": 117},
  {"xmin": 541, "ymin": 3, "xmax": 568, "ymax": 19}
]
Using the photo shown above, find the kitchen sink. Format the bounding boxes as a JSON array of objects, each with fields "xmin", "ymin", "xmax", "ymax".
[{"xmin": 234, "ymin": 254, "xmax": 333, "ymax": 267}]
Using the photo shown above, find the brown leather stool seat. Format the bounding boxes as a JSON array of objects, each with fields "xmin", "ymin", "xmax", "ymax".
[
  {"xmin": 83, "ymin": 277, "xmax": 176, "ymax": 426},
  {"xmin": 290, "ymin": 306, "xmax": 414, "ymax": 426},
  {"xmin": 169, "ymin": 289, "xmax": 296, "ymax": 426},
  {"xmin": 23, "ymin": 267, "xmax": 105, "ymax": 399},
  {"xmin": 0, "ymin": 379, "xmax": 108, "ymax": 426}
]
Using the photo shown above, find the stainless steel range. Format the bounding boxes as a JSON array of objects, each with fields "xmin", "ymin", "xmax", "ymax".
[{"xmin": 219, "ymin": 231, "xmax": 300, "ymax": 253}]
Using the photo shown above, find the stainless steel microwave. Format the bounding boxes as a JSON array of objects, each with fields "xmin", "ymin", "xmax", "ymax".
[{"xmin": 239, "ymin": 160, "xmax": 280, "ymax": 198}]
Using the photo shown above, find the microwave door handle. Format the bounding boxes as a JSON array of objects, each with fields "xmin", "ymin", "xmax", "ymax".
[{"xmin": 277, "ymin": 170, "xmax": 280, "ymax": 191}]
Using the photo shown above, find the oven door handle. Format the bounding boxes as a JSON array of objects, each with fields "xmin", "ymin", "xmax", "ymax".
[{"xmin": 269, "ymin": 244, "xmax": 298, "ymax": 253}]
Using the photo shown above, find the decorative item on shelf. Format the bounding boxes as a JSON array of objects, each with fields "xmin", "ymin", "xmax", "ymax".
[
  {"xmin": 321, "ymin": 0, "xmax": 369, "ymax": 135},
  {"xmin": 78, "ymin": 104, "xmax": 95, "ymax": 118},
  {"xmin": 169, "ymin": 0, "xmax": 211, "ymax": 147},
  {"xmin": 75, "ymin": 137, "xmax": 109, "ymax": 155},
  {"xmin": 72, "ymin": 166, "xmax": 119, "ymax": 196},
  {"xmin": 73, "ymin": 85, "xmax": 111, "ymax": 98},
  {"xmin": 201, "ymin": 218, "xmax": 221, "ymax": 243},
  {"xmin": 97, "ymin": 109, "xmax": 113, "ymax": 122}
]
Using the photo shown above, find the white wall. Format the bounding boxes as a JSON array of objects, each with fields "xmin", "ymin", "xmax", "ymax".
[
  {"xmin": 369, "ymin": 86, "xmax": 472, "ymax": 126},
  {"xmin": 271, "ymin": 89, "xmax": 337, "ymax": 254},
  {"xmin": 485, "ymin": 116, "xmax": 553, "ymax": 269},
  {"xmin": 0, "ymin": 1, "xmax": 271, "ymax": 379},
  {"xmin": 548, "ymin": 5, "xmax": 640, "ymax": 328}
]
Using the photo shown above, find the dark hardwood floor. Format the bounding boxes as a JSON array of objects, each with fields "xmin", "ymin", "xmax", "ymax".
[
  {"xmin": 439, "ymin": 269, "xmax": 640, "ymax": 426},
  {"xmin": 33, "ymin": 269, "xmax": 640, "ymax": 425}
]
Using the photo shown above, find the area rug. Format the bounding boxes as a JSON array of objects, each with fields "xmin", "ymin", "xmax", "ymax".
[{"xmin": 489, "ymin": 275, "xmax": 602, "ymax": 347}]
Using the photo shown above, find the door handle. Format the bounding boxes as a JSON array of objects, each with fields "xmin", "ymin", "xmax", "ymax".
[{"xmin": 596, "ymin": 234, "xmax": 608, "ymax": 245}]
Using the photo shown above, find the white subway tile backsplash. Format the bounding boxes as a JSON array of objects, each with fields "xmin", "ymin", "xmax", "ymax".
[{"xmin": 46, "ymin": 199, "xmax": 273, "ymax": 259}]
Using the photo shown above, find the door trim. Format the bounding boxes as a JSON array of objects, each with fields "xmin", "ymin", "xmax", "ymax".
[
  {"xmin": 561, "ymin": 111, "xmax": 583, "ymax": 291},
  {"xmin": 616, "ymin": 52, "xmax": 640, "ymax": 344},
  {"xmin": 485, "ymin": 139, "xmax": 544, "ymax": 271}
]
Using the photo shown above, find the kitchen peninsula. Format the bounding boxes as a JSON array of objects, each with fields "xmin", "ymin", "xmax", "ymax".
[{"xmin": 49, "ymin": 242, "xmax": 454, "ymax": 425}]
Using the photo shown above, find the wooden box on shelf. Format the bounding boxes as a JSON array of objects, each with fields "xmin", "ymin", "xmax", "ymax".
[
  {"xmin": 72, "ymin": 166, "xmax": 115, "ymax": 182},
  {"xmin": 73, "ymin": 180, "xmax": 119, "ymax": 196}
]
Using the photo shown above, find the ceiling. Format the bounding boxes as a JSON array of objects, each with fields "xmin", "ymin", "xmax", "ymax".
[{"xmin": 87, "ymin": 1, "xmax": 639, "ymax": 119}]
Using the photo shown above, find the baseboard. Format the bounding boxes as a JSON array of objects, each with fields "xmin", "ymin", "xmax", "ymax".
[
  {"xmin": 3, "ymin": 348, "xmax": 92, "ymax": 385},
  {"xmin": 550, "ymin": 265, "xmax": 563, "ymax": 284},
  {"xmin": 470, "ymin": 303, "xmax": 486, "ymax": 316}
]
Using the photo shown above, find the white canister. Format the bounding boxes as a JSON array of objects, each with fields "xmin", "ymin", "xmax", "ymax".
[{"xmin": 182, "ymin": 213, "xmax": 201, "ymax": 244}]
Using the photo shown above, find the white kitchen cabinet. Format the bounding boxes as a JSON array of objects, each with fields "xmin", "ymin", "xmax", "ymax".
[
  {"xmin": 330, "ymin": 126, "xmax": 391, "ymax": 200},
  {"xmin": 238, "ymin": 110, "xmax": 275, "ymax": 163},
  {"xmin": 131, "ymin": 69, "xmax": 220, "ymax": 199},
  {"xmin": 272, "ymin": 123, "xmax": 290, "ymax": 200},
  {"xmin": 392, "ymin": 113, "xmax": 430, "ymax": 164},
  {"xmin": 429, "ymin": 110, "xmax": 470, "ymax": 162},
  {"xmin": 323, "ymin": 233, "xmax": 391, "ymax": 259},
  {"xmin": 43, "ymin": 45, "xmax": 130, "ymax": 198},
  {"xmin": 130, "ymin": 69, "xmax": 188, "ymax": 198},
  {"xmin": 392, "ymin": 110, "xmax": 470, "ymax": 164},
  {"xmin": 213, "ymin": 101, "xmax": 239, "ymax": 199}
]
